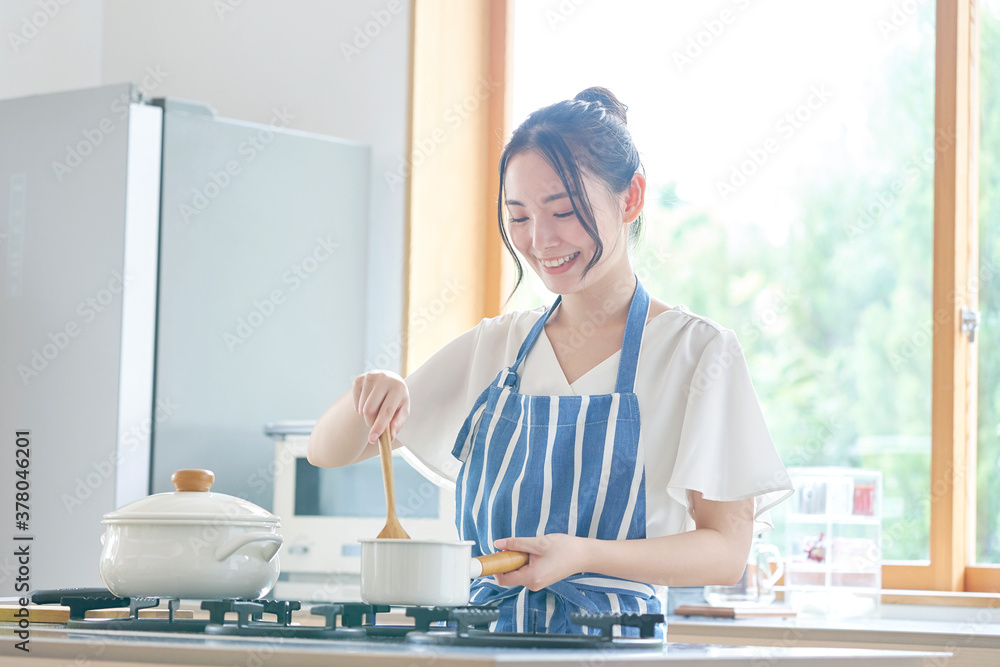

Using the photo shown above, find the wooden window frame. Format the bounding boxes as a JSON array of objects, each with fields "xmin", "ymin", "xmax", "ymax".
[
  {"xmin": 403, "ymin": 0, "xmax": 508, "ymax": 375},
  {"xmin": 407, "ymin": 0, "xmax": 999, "ymax": 595},
  {"xmin": 884, "ymin": 0, "xmax": 999, "ymax": 594}
]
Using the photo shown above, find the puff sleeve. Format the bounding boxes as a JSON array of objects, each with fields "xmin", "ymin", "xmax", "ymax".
[
  {"xmin": 395, "ymin": 317, "xmax": 508, "ymax": 488},
  {"xmin": 666, "ymin": 328, "xmax": 793, "ymax": 534}
]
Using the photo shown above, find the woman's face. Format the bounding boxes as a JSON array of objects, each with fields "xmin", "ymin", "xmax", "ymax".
[{"xmin": 504, "ymin": 150, "xmax": 630, "ymax": 295}]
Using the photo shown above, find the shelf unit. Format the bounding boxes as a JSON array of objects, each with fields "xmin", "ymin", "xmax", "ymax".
[{"xmin": 784, "ymin": 467, "xmax": 882, "ymax": 618}]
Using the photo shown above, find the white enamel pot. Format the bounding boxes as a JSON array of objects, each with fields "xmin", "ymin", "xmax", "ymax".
[
  {"xmin": 358, "ymin": 538, "xmax": 528, "ymax": 606},
  {"xmin": 99, "ymin": 469, "xmax": 283, "ymax": 599}
]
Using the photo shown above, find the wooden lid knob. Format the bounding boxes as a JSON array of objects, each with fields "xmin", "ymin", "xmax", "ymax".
[{"xmin": 171, "ymin": 469, "xmax": 215, "ymax": 492}]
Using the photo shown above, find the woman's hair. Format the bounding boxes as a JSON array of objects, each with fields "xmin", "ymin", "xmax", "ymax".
[{"xmin": 497, "ymin": 86, "xmax": 645, "ymax": 303}]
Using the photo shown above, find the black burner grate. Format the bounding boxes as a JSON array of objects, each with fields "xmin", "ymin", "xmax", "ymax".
[
  {"xmin": 572, "ymin": 611, "xmax": 664, "ymax": 639},
  {"xmin": 57, "ymin": 595, "xmax": 212, "ymax": 633},
  {"xmin": 32, "ymin": 591, "xmax": 665, "ymax": 648},
  {"xmin": 203, "ymin": 600, "xmax": 366, "ymax": 640}
]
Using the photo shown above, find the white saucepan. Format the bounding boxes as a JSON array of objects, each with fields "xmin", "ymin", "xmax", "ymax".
[
  {"xmin": 99, "ymin": 469, "xmax": 283, "ymax": 600},
  {"xmin": 359, "ymin": 538, "xmax": 529, "ymax": 606}
]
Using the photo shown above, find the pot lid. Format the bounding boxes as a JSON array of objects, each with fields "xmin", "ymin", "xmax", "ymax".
[{"xmin": 102, "ymin": 469, "xmax": 279, "ymax": 525}]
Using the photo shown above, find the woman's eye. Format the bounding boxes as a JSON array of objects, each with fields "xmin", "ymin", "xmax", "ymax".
[
  {"xmin": 509, "ymin": 216, "xmax": 529, "ymax": 224},
  {"xmin": 554, "ymin": 211, "xmax": 576, "ymax": 219}
]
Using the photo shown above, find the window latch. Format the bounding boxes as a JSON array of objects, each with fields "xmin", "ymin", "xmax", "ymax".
[{"xmin": 961, "ymin": 307, "xmax": 981, "ymax": 343}]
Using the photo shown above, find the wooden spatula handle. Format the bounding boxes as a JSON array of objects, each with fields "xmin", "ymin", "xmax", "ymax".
[
  {"xmin": 378, "ymin": 430, "xmax": 397, "ymax": 520},
  {"xmin": 475, "ymin": 550, "xmax": 529, "ymax": 576}
]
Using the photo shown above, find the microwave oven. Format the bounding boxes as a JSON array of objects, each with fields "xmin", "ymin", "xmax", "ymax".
[{"xmin": 264, "ymin": 421, "xmax": 458, "ymax": 584}]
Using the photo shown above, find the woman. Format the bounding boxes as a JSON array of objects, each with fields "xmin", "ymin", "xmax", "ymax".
[{"xmin": 308, "ymin": 87, "xmax": 792, "ymax": 634}]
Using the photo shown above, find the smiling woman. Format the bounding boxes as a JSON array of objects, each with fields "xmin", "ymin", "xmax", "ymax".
[
  {"xmin": 497, "ymin": 87, "xmax": 645, "ymax": 302},
  {"xmin": 308, "ymin": 84, "xmax": 793, "ymax": 635}
]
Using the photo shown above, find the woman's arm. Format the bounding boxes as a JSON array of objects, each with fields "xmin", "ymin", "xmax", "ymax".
[
  {"xmin": 306, "ymin": 370, "xmax": 409, "ymax": 468},
  {"xmin": 492, "ymin": 492, "xmax": 755, "ymax": 590},
  {"xmin": 308, "ymin": 317, "xmax": 486, "ymax": 470}
]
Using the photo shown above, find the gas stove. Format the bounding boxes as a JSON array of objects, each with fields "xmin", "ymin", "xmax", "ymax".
[
  {"xmin": 39, "ymin": 593, "xmax": 665, "ymax": 650},
  {"xmin": 4, "ymin": 592, "xmax": 950, "ymax": 666}
]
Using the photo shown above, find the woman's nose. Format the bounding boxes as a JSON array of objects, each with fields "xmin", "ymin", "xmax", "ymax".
[{"xmin": 531, "ymin": 217, "xmax": 559, "ymax": 249}]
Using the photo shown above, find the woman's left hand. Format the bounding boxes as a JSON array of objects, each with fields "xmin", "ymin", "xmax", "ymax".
[{"xmin": 491, "ymin": 534, "xmax": 588, "ymax": 591}]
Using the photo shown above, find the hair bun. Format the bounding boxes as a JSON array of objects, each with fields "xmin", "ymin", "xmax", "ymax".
[{"xmin": 574, "ymin": 86, "xmax": 628, "ymax": 125}]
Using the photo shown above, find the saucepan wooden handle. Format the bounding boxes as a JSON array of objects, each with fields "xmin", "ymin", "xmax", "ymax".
[{"xmin": 474, "ymin": 550, "xmax": 529, "ymax": 577}]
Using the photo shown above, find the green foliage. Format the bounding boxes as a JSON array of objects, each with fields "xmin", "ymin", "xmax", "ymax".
[
  {"xmin": 976, "ymin": 5, "xmax": 1000, "ymax": 564},
  {"xmin": 505, "ymin": 3, "xmax": 999, "ymax": 563},
  {"xmin": 634, "ymin": 8, "xmax": 955, "ymax": 561}
]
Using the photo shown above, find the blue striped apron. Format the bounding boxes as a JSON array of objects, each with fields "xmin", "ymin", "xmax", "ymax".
[{"xmin": 451, "ymin": 278, "xmax": 660, "ymax": 635}]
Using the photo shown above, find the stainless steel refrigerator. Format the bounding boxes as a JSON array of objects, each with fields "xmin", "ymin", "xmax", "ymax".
[{"xmin": 0, "ymin": 84, "xmax": 371, "ymax": 594}]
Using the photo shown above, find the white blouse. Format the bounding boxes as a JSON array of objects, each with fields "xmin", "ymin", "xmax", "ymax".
[{"xmin": 396, "ymin": 303, "xmax": 793, "ymax": 538}]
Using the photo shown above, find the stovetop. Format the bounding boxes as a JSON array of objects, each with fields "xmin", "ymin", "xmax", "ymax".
[{"xmin": 38, "ymin": 593, "xmax": 665, "ymax": 650}]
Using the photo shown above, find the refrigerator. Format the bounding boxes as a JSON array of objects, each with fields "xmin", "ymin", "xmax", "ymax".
[{"xmin": 0, "ymin": 84, "xmax": 371, "ymax": 594}]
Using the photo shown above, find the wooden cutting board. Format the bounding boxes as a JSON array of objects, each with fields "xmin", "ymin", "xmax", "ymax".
[
  {"xmin": 673, "ymin": 603, "xmax": 797, "ymax": 619},
  {"xmin": 0, "ymin": 604, "xmax": 194, "ymax": 624}
]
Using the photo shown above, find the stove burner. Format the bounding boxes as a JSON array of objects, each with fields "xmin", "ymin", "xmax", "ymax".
[
  {"xmin": 204, "ymin": 601, "xmax": 365, "ymax": 640},
  {"xmin": 573, "ymin": 611, "xmax": 663, "ymax": 638},
  {"xmin": 202, "ymin": 599, "xmax": 301, "ymax": 625},
  {"xmin": 62, "ymin": 596, "xmax": 211, "ymax": 633},
  {"xmin": 61, "ymin": 595, "xmax": 130, "ymax": 621},
  {"xmin": 405, "ymin": 609, "xmax": 664, "ymax": 649}
]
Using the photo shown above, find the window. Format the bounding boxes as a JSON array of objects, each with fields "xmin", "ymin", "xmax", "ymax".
[
  {"xmin": 976, "ymin": 0, "xmax": 1000, "ymax": 566},
  {"xmin": 407, "ymin": 0, "xmax": 995, "ymax": 592},
  {"xmin": 499, "ymin": 0, "xmax": 995, "ymax": 591}
]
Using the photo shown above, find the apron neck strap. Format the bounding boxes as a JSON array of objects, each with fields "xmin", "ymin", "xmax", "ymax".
[
  {"xmin": 510, "ymin": 297, "xmax": 560, "ymax": 374},
  {"xmin": 509, "ymin": 276, "xmax": 650, "ymax": 394},
  {"xmin": 614, "ymin": 277, "xmax": 649, "ymax": 394}
]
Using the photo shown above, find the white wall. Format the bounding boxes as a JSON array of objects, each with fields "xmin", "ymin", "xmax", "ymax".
[
  {"xmin": 0, "ymin": 0, "xmax": 105, "ymax": 97},
  {"xmin": 1, "ymin": 0, "xmax": 411, "ymax": 374}
]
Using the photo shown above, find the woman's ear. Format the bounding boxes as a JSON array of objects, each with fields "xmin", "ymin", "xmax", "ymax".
[{"xmin": 623, "ymin": 172, "xmax": 646, "ymax": 225}]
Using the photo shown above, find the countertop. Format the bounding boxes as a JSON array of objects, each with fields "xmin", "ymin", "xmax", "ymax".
[
  {"xmin": 1, "ymin": 623, "xmax": 951, "ymax": 666},
  {"xmin": 666, "ymin": 607, "xmax": 1000, "ymax": 650}
]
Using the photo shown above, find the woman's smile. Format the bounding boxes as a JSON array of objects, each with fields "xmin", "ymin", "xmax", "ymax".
[{"xmin": 538, "ymin": 251, "xmax": 581, "ymax": 272}]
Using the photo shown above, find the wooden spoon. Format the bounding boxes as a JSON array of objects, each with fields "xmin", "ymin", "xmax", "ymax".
[{"xmin": 376, "ymin": 428, "xmax": 411, "ymax": 539}]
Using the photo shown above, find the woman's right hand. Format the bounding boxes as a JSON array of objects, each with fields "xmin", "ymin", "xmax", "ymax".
[{"xmin": 352, "ymin": 370, "xmax": 410, "ymax": 444}]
